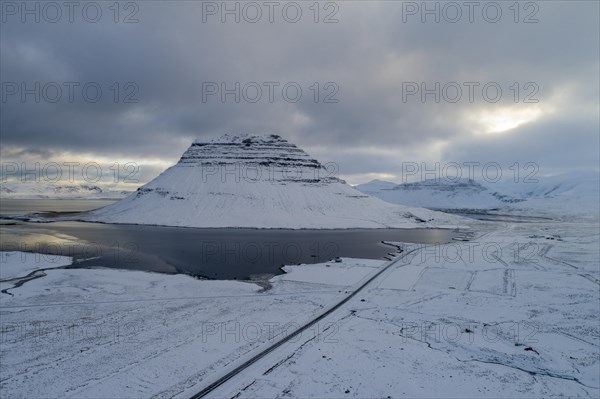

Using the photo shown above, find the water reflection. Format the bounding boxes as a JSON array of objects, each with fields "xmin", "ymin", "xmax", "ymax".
[{"xmin": 1, "ymin": 221, "xmax": 457, "ymax": 279}]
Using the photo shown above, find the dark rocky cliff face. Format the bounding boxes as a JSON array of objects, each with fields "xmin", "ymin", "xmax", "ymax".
[{"xmin": 177, "ymin": 134, "xmax": 338, "ymax": 183}]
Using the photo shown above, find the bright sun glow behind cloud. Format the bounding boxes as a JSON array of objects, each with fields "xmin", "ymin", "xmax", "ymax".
[{"xmin": 472, "ymin": 106, "xmax": 546, "ymax": 135}]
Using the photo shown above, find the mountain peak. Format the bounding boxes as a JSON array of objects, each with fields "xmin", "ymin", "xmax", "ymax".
[
  {"xmin": 192, "ymin": 134, "xmax": 285, "ymax": 145},
  {"xmin": 180, "ymin": 134, "xmax": 321, "ymax": 171}
]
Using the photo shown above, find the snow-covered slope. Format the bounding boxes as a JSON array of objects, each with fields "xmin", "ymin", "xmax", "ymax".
[
  {"xmin": 504, "ymin": 171, "xmax": 600, "ymax": 216},
  {"xmin": 498, "ymin": 171, "xmax": 599, "ymax": 201},
  {"xmin": 356, "ymin": 171, "xmax": 600, "ymax": 213},
  {"xmin": 0, "ymin": 182, "xmax": 130, "ymax": 200},
  {"xmin": 357, "ymin": 178, "xmax": 517, "ymax": 209},
  {"xmin": 81, "ymin": 134, "xmax": 463, "ymax": 228}
]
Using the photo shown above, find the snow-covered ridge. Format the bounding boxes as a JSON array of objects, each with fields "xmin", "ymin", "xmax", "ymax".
[
  {"xmin": 80, "ymin": 134, "xmax": 465, "ymax": 229},
  {"xmin": 357, "ymin": 178, "xmax": 517, "ymax": 209},
  {"xmin": 357, "ymin": 171, "xmax": 600, "ymax": 213},
  {"xmin": 0, "ymin": 181, "xmax": 131, "ymax": 200}
]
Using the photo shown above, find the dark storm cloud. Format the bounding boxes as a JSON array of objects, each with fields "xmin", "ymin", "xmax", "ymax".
[{"xmin": 1, "ymin": 1, "xmax": 598, "ymax": 184}]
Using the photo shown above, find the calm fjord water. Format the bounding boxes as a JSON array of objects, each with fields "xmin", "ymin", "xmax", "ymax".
[{"xmin": 1, "ymin": 199, "xmax": 456, "ymax": 279}]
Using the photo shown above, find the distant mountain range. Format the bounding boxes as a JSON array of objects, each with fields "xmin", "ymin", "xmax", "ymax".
[
  {"xmin": 0, "ymin": 181, "xmax": 131, "ymax": 200},
  {"xmin": 356, "ymin": 171, "xmax": 600, "ymax": 212}
]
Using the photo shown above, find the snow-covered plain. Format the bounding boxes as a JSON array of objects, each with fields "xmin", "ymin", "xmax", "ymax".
[
  {"xmin": 208, "ymin": 213, "xmax": 600, "ymax": 398},
  {"xmin": 1, "ymin": 206, "xmax": 598, "ymax": 398},
  {"xmin": 78, "ymin": 135, "xmax": 465, "ymax": 229},
  {"xmin": 0, "ymin": 256, "xmax": 371, "ymax": 397}
]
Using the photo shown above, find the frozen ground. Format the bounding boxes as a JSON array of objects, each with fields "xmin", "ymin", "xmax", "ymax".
[
  {"xmin": 209, "ymin": 216, "xmax": 599, "ymax": 398},
  {"xmin": 0, "ymin": 251, "xmax": 71, "ymax": 281},
  {"xmin": 0, "ymin": 256, "xmax": 374, "ymax": 398},
  {"xmin": 1, "ymin": 210, "xmax": 598, "ymax": 398}
]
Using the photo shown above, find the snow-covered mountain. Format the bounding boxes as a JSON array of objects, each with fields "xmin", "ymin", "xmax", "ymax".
[
  {"xmin": 0, "ymin": 181, "xmax": 131, "ymax": 200},
  {"xmin": 496, "ymin": 171, "xmax": 599, "ymax": 201},
  {"xmin": 356, "ymin": 178, "xmax": 516, "ymax": 209},
  {"xmin": 80, "ymin": 134, "xmax": 464, "ymax": 228},
  {"xmin": 356, "ymin": 171, "xmax": 599, "ymax": 212}
]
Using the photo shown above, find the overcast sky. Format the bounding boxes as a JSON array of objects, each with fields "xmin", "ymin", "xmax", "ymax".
[{"xmin": 1, "ymin": 1, "xmax": 598, "ymax": 186}]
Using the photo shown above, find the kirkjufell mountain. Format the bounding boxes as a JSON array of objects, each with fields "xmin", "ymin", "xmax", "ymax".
[{"xmin": 82, "ymin": 134, "xmax": 462, "ymax": 228}]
